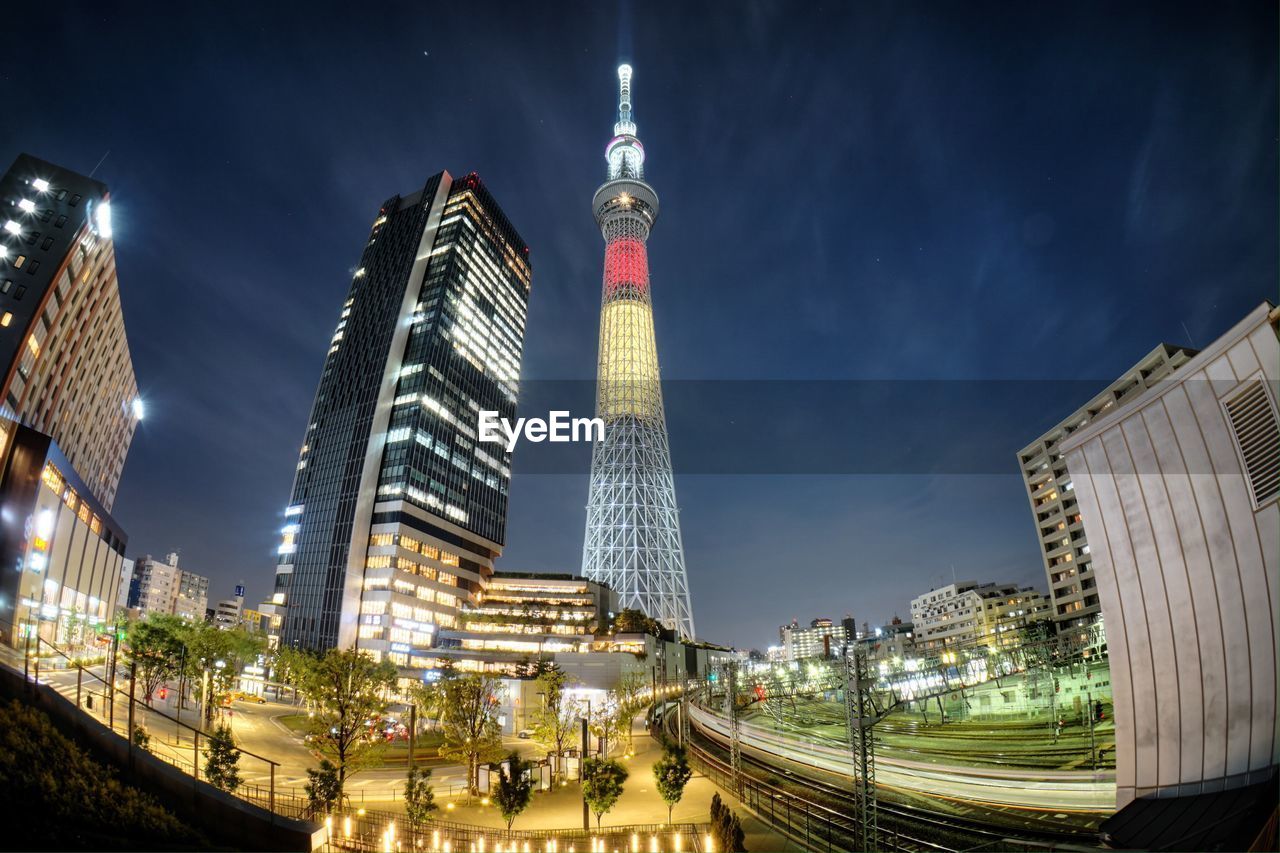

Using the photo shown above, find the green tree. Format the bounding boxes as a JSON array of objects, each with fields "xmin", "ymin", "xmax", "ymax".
[
  {"xmin": 436, "ymin": 673, "xmax": 505, "ymax": 794},
  {"xmin": 591, "ymin": 674, "xmax": 644, "ymax": 757},
  {"xmin": 204, "ymin": 723, "xmax": 242, "ymax": 792},
  {"xmin": 404, "ymin": 766, "xmax": 438, "ymax": 831},
  {"xmin": 299, "ymin": 648, "xmax": 397, "ymax": 799},
  {"xmin": 652, "ymin": 744, "xmax": 693, "ymax": 824},
  {"xmin": 613, "ymin": 609, "xmax": 660, "ymax": 636},
  {"xmin": 179, "ymin": 621, "xmax": 267, "ymax": 724},
  {"xmin": 710, "ymin": 793, "xmax": 747, "ymax": 852},
  {"xmin": 270, "ymin": 645, "xmax": 315, "ymax": 705},
  {"xmin": 125, "ymin": 614, "xmax": 186, "ymax": 706},
  {"xmin": 305, "ymin": 759, "xmax": 343, "ymax": 816},
  {"xmin": 531, "ymin": 667, "xmax": 577, "ymax": 777},
  {"xmin": 581, "ymin": 757, "xmax": 628, "ymax": 830},
  {"xmin": 491, "ymin": 751, "xmax": 534, "ymax": 830}
]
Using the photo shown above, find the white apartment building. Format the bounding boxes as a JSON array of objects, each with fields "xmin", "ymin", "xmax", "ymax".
[
  {"xmin": 129, "ymin": 552, "xmax": 209, "ymax": 622},
  {"xmin": 910, "ymin": 582, "xmax": 1050, "ymax": 650},
  {"xmin": 779, "ymin": 617, "xmax": 847, "ymax": 661}
]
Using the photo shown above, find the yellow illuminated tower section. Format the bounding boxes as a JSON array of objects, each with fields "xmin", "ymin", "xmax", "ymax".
[{"xmin": 582, "ymin": 65, "xmax": 695, "ymax": 638}]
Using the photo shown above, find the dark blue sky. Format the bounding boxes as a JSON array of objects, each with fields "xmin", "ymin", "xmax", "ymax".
[{"xmin": 3, "ymin": 2, "xmax": 1274, "ymax": 648}]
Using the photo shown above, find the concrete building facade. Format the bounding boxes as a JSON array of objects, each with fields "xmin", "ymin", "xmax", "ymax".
[
  {"xmin": 0, "ymin": 154, "xmax": 141, "ymax": 511},
  {"xmin": 1061, "ymin": 302, "xmax": 1279, "ymax": 808},
  {"xmin": 1018, "ymin": 344, "xmax": 1196, "ymax": 632},
  {"xmin": 910, "ymin": 581, "xmax": 1050, "ymax": 651},
  {"xmin": 128, "ymin": 553, "xmax": 208, "ymax": 622}
]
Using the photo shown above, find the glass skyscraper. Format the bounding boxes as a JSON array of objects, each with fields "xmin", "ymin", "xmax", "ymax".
[{"xmin": 268, "ymin": 172, "xmax": 531, "ymax": 666}]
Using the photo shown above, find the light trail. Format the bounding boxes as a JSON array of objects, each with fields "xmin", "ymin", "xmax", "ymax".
[{"xmin": 688, "ymin": 703, "xmax": 1116, "ymax": 813}]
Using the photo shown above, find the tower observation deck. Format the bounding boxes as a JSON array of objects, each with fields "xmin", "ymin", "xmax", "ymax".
[{"xmin": 581, "ymin": 64, "xmax": 695, "ymax": 638}]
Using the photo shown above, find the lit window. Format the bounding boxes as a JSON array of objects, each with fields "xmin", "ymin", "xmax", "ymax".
[
  {"xmin": 17, "ymin": 200, "xmax": 34, "ymax": 213},
  {"xmin": 32, "ymin": 179, "xmax": 49, "ymax": 192},
  {"xmin": 3, "ymin": 221, "xmax": 20, "ymax": 235},
  {"xmin": 0, "ymin": 313, "xmax": 10, "ymax": 327}
]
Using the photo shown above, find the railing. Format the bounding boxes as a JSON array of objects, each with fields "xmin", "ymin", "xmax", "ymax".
[
  {"xmin": 3, "ymin": 629, "xmax": 710, "ymax": 852},
  {"xmin": 3, "ymin": 625, "xmax": 284, "ymax": 819},
  {"xmin": 309, "ymin": 807, "xmax": 707, "ymax": 853}
]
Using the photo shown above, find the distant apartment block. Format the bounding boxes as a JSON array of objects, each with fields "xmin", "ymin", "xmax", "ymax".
[
  {"xmin": 211, "ymin": 584, "xmax": 246, "ymax": 630},
  {"xmin": 910, "ymin": 581, "xmax": 1049, "ymax": 650},
  {"xmin": 1018, "ymin": 344, "xmax": 1196, "ymax": 632},
  {"xmin": 779, "ymin": 617, "xmax": 847, "ymax": 661},
  {"xmin": 128, "ymin": 553, "xmax": 209, "ymax": 621}
]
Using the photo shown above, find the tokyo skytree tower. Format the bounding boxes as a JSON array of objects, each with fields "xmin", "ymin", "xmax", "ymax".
[{"xmin": 581, "ymin": 65, "xmax": 696, "ymax": 638}]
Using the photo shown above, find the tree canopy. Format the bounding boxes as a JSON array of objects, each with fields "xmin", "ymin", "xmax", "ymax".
[
  {"xmin": 297, "ymin": 647, "xmax": 398, "ymax": 796},
  {"xmin": 581, "ymin": 757, "xmax": 628, "ymax": 830}
]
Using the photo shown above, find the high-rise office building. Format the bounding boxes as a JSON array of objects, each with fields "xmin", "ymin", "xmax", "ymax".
[
  {"xmin": 1017, "ymin": 344, "xmax": 1195, "ymax": 632},
  {"xmin": 0, "ymin": 154, "xmax": 141, "ymax": 511},
  {"xmin": 581, "ymin": 65, "xmax": 695, "ymax": 638},
  {"xmin": 268, "ymin": 171, "xmax": 531, "ymax": 663}
]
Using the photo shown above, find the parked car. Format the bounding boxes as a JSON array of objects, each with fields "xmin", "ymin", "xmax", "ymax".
[
  {"xmin": 230, "ymin": 690, "xmax": 267, "ymax": 704},
  {"xmin": 517, "ymin": 729, "xmax": 535, "ymax": 739}
]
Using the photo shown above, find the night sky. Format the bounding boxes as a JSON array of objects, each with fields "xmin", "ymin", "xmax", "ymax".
[{"xmin": 3, "ymin": 2, "xmax": 1274, "ymax": 649}]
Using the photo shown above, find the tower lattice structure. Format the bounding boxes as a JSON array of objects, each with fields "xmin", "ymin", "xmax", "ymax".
[{"xmin": 581, "ymin": 65, "xmax": 695, "ymax": 638}]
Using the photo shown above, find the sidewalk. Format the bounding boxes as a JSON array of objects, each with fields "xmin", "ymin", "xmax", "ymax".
[{"xmin": 395, "ymin": 720, "xmax": 791, "ymax": 850}]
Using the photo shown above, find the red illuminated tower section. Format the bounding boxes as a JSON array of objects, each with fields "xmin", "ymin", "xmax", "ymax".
[{"xmin": 581, "ymin": 65, "xmax": 695, "ymax": 638}]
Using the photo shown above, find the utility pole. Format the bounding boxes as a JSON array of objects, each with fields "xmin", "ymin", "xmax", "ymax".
[
  {"xmin": 724, "ymin": 662, "xmax": 742, "ymax": 796},
  {"xmin": 409, "ymin": 704, "xmax": 417, "ymax": 772},
  {"xmin": 580, "ymin": 713, "xmax": 590, "ymax": 831},
  {"xmin": 127, "ymin": 658, "xmax": 137, "ymax": 769},
  {"xmin": 1087, "ymin": 690, "xmax": 1096, "ymax": 771},
  {"xmin": 844, "ymin": 647, "xmax": 877, "ymax": 852},
  {"xmin": 107, "ymin": 628, "xmax": 119, "ymax": 729}
]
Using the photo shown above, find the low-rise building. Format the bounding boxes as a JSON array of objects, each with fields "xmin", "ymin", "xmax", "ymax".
[
  {"xmin": 432, "ymin": 572, "xmax": 616, "ymax": 672},
  {"xmin": 851, "ymin": 618, "xmax": 916, "ymax": 662},
  {"xmin": 910, "ymin": 581, "xmax": 1049, "ymax": 651},
  {"xmin": 0, "ymin": 417, "xmax": 128, "ymax": 648},
  {"xmin": 420, "ymin": 570, "xmax": 737, "ymax": 734}
]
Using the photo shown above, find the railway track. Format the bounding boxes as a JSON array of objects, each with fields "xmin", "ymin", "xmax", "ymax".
[
  {"xmin": 659, "ymin": 702, "xmax": 1103, "ymax": 852},
  {"xmin": 690, "ymin": 726, "xmax": 1098, "ymax": 851}
]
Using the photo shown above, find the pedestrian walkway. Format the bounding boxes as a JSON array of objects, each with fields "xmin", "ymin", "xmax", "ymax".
[{"xmin": 395, "ymin": 718, "xmax": 789, "ymax": 850}]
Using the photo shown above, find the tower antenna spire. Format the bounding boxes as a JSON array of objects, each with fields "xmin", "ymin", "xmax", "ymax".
[{"xmin": 615, "ymin": 64, "xmax": 637, "ymax": 137}]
